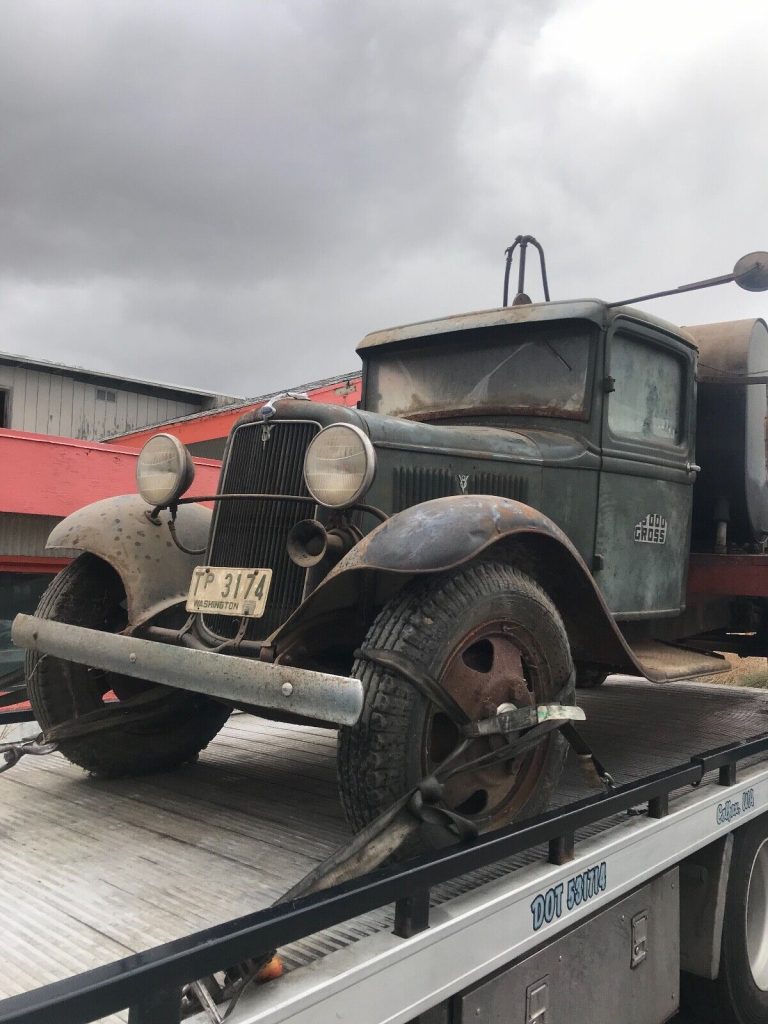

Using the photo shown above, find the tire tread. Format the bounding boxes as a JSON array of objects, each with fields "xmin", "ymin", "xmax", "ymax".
[
  {"xmin": 27, "ymin": 554, "xmax": 230, "ymax": 778},
  {"xmin": 338, "ymin": 561, "xmax": 572, "ymax": 830}
]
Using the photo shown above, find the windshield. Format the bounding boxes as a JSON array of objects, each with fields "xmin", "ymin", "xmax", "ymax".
[{"xmin": 365, "ymin": 320, "xmax": 596, "ymax": 420}]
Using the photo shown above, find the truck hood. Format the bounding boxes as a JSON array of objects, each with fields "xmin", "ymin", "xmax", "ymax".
[
  {"xmin": 358, "ymin": 409, "xmax": 593, "ymax": 468},
  {"xmin": 235, "ymin": 398, "xmax": 593, "ymax": 469}
]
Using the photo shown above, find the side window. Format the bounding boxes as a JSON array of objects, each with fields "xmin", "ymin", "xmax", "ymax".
[
  {"xmin": 608, "ymin": 333, "xmax": 684, "ymax": 445},
  {"xmin": 0, "ymin": 389, "xmax": 8, "ymax": 428}
]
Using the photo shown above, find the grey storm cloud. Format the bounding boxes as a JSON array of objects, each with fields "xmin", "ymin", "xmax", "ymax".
[
  {"xmin": 0, "ymin": 0, "xmax": 767, "ymax": 396},
  {"xmin": 1, "ymin": 1, "xmax": 496, "ymax": 278}
]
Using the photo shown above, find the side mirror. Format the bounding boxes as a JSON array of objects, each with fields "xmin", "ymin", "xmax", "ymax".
[{"xmin": 733, "ymin": 252, "xmax": 768, "ymax": 292}]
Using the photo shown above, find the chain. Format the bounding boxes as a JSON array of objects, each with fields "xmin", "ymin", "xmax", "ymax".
[{"xmin": 0, "ymin": 734, "xmax": 59, "ymax": 774}]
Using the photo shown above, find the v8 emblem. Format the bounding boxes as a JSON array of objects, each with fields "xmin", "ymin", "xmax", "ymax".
[{"xmin": 457, "ymin": 474, "xmax": 469, "ymax": 495}]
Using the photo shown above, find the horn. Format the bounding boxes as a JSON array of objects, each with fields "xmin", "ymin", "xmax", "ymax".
[{"xmin": 287, "ymin": 519, "xmax": 330, "ymax": 568}]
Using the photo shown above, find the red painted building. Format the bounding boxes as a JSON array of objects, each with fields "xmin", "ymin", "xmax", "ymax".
[
  {"xmin": 0, "ymin": 429, "xmax": 221, "ymax": 691},
  {"xmin": 0, "ymin": 370, "xmax": 362, "ymax": 693},
  {"xmin": 111, "ymin": 371, "xmax": 362, "ymax": 457}
]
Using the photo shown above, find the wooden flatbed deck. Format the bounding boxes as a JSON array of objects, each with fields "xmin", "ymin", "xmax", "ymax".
[{"xmin": 2, "ymin": 679, "xmax": 768, "ymax": 1022}]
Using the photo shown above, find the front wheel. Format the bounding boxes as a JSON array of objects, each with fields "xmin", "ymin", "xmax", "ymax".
[
  {"xmin": 337, "ymin": 561, "xmax": 574, "ymax": 833},
  {"xmin": 27, "ymin": 554, "xmax": 231, "ymax": 777}
]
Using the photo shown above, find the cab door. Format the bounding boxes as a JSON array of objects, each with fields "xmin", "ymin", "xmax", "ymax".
[{"xmin": 594, "ymin": 321, "xmax": 696, "ymax": 618}]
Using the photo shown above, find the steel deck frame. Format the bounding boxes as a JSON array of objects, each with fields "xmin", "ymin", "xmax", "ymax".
[{"xmin": 1, "ymin": 721, "xmax": 768, "ymax": 1024}]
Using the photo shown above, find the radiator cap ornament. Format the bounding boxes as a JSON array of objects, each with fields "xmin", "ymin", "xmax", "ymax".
[{"xmin": 260, "ymin": 391, "xmax": 310, "ymax": 420}]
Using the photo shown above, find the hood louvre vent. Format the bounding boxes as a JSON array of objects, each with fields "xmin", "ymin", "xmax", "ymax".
[
  {"xmin": 474, "ymin": 471, "xmax": 529, "ymax": 502},
  {"xmin": 393, "ymin": 466, "xmax": 528, "ymax": 512},
  {"xmin": 393, "ymin": 466, "xmax": 454, "ymax": 511}
]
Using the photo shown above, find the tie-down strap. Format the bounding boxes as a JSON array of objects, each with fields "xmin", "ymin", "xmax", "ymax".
[
  {"xmin": 465, "ymin": 702, "xmax": 586, "ymax": 737},
  {"xmin": 356, "ymin": 646, "xmax": 614, "ymax": 790}
]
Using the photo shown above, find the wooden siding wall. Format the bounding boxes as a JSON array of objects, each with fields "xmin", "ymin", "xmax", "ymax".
[
  {"xmin": 0, "ymin": 365, "xmax": 202, "ymax": 440},
  {"xmin": 0, "ymin": 513, "xmax": 61, "ymax": 559}
]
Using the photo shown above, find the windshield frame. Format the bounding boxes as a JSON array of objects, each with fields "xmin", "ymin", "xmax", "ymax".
[{"xmin": 361, "ymin": 319, "xmax": 599, "ymax": 423}]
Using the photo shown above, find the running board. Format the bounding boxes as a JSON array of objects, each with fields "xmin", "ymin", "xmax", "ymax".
[{"xmin": 628, "ymin": 640, "xmax": 729, "ymax": 682}]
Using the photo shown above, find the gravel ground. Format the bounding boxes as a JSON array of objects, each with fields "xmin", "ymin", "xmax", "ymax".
[{"xmin": 702, "ymin": 653, "xmax": 768, "ymax": 688}]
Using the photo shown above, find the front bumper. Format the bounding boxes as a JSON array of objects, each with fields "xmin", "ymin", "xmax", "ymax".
[{"xmin": 12, "ymin": 614, "xmax": 363, "ymax": 727}]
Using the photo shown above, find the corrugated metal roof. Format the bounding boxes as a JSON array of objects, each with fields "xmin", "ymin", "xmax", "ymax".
[
  {"xmin": 0, "ymin": 349, "xmax": 243, "ymax": 403},
  {"xmin": 105, "ymin": 369, "xmax": 362, "ymax": 440}
]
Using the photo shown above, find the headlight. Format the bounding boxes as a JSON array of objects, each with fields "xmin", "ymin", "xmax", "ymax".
[
  {"xmin": 136, "ymin": 433, "xmax": 195, "ymax": 506},
  {"xmin": 304, "ymin": 424, "xmax": 376, "ymax": 508}
]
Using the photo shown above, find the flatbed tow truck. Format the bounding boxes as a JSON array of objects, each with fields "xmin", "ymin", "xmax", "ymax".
[
  {"xmin": 6, "ymin": 242, "xmax": 768, "ymax": 1023},
  {"xmin": 3, "ymin": 677, "xmax": 768, "ymax": 1024}
]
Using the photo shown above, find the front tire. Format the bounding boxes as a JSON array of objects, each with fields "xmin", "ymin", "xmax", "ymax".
[
  {"xmin": 337, "ymin": 561, "xmax": 574, "ymax": 833},
  {"xmin": 27, "ymin": 554, "xmax": 231, "ymax": 777}
]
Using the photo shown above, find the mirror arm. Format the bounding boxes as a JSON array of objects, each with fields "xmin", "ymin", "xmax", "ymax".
[
  {"xmin": 608, "ymin": 252, "xmax": 768, "ymax": 308},
  {"xmin": 607, "ymin": 272, "xmax": 736, "ymax": 309}
]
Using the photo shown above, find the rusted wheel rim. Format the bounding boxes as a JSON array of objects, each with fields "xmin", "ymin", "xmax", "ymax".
[{"xmin": 422, "ymin": 619, "xmax": 548, "ymax": 824}]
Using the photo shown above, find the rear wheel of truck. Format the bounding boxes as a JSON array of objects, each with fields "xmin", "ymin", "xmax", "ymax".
[
  {"xmin": 338, "ymin": 561, "xmax": 574, "ymax": 833},
  {"xmin": 682, "ymin": 812, "xmax": 768, "ymax": 1023},
  {"xmin": 715, "ymin": 813, "xmax": 768, "ymax": 1023},
  {"xmin": 27, "ymin": 553, "xmax": 231, "ymax": 777}
]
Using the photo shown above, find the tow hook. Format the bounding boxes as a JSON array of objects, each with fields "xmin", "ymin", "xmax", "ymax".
[{"xmin": 0, "ymin": 735, "xmax": 58, "ymax": 774}]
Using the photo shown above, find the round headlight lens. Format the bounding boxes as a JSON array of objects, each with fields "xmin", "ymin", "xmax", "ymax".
[
  {"xmin": 304, "ymin": 424, "xmax": 376, "ymax": 508},
  {"xmin": 136, "ymin": 433, "xmax": 195, "ymax": 506}
]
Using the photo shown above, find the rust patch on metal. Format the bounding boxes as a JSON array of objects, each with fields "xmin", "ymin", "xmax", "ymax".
[
  {"xmin": 274, "ymin": 495, "xmax": 652, "ymax": 680},
  {"xmin": 46, "ymin": 494, "xmax": 212, "ymax": 626}
]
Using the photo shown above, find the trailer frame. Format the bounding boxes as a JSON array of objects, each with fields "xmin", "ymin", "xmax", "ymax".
[{"xmin": 1, "ymin": 700, "xmax": 768, "ymax": 1024}]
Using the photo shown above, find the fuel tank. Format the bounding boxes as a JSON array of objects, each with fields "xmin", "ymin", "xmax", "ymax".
[{"xmin": 688, "ymin": 318, "xmax": 768, "ymax": 550}]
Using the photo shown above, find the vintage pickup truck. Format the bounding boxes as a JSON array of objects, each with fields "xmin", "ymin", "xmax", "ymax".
[{"xmin": 12, "ymin": 244, "xmax": 768, "ymax": 837}]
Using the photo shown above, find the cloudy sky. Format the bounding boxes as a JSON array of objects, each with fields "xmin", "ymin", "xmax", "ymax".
[{"xmin": 1, "ymin": 0, "xmax": 767, "ymax": 397}]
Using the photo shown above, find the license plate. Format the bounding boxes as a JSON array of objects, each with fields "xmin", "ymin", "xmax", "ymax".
[{"xmin": 186, "ymin": 566, "xmax": 273, "ymax": 618}]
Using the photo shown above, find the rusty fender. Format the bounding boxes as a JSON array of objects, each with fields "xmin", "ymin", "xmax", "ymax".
[
  {"xmin": 276, "ymin": 495, "xmax": 642, "ymax": 678},
  {"xmin": 45, "ymin": 494, "xmax": 211, "ymax": 627}
]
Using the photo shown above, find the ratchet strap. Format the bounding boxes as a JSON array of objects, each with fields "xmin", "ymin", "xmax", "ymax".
[
  {"xmin": 357, "ymin": 647, "xmax": 614, "ymax": 791},
  {"xmin": 43, "ymin": 686, "xmax": 184, "ymax": 743},
  {"xmin": 560, "ymin": 721, "xmax": 615, "ymax": 790}
]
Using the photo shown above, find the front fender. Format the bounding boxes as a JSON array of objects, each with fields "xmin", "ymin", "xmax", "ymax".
[
  {"xmin": 275, "ymin": 495, "xmax": 638, "ymax": 677},
  {"xmin": 337, "ymin": 495, "xmax": 574, "ymax": 574},
  {"xmin": 46, "ymin": 494, "xmax": 211, "ymax": 626}
]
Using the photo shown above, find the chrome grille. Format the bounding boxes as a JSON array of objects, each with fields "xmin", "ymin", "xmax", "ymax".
[{"xmin": 202, "ymin": 420, "xmax": 319, "ymax": 641}]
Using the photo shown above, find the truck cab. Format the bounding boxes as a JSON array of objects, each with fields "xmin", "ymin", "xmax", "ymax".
[{"xmin": 358, "ymin": 300, "xmax": 699, "ymax": 620}]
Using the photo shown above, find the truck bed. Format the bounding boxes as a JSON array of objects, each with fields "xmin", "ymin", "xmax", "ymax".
[{"xmin": 3, "ymin": 678, "xmax": 768, "ymax": 1023}]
